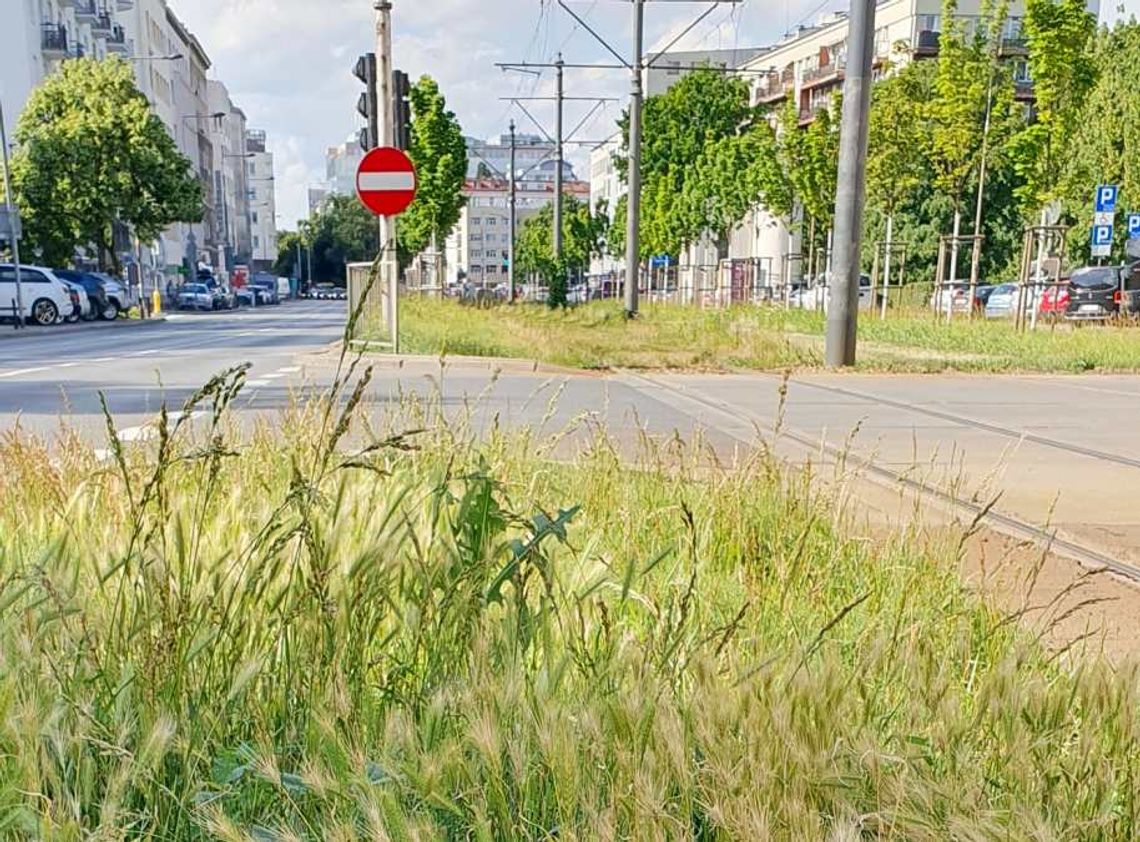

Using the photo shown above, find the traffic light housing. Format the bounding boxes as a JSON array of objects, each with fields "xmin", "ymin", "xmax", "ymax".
[
  {"xmin": 354, "ymin": 53, "xmax": 378, "ymax": 151},
  {"xmin": 393, "ymin": 69, "xmax": 411, "ymax": 151}
]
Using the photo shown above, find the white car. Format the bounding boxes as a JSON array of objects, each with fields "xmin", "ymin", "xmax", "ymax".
[
  {"xmin": 0, "ymin": 264, "xmax": 77, "ymax": 326},
  {"xmin": 796, "ymin": 274, "xmax": 875, "ymax": 312}
]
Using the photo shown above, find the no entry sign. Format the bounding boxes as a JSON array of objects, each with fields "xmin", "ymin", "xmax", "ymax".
[{"xmin": 356, "ymin": 146, "xmax": 418, "ymax": 217}]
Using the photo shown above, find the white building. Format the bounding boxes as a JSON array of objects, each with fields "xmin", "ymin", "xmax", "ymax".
[
  {"xmin": 466, "ymin": 132, "xmax": 554, "ymax": 180},
  {"xmin": 728, "ymin": 0, "xmax": 1101, "ymax": 283},
  {"xmin": 325, "ymin": 135, "xmax": 364, "ymax": 198},
  {"xmin": 589, "ymin": 135, "xmax": 624, "ymax": 276},
  {"xmin": 246, "ymin": 129, "xmax": 277, "ymax": 271},
  {"xmin": 207, "ymin": 80, "xmax": 251, "ymax": 270},
  {"xmin": 445, "ymin": 176, "xmax": 591, "ymax": 286},
  {"xmin": 1, "ymin": 0, "xmax": 131, "ymax": 132}
]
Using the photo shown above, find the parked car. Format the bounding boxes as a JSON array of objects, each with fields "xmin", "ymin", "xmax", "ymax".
[
  {"xmin": 235, "ymin": 285, "xmax": 273, "ymax": 307},
  {"xmin": 250, "ymin": 275, "xmax": 281, "ymax": 304},
  {"xmin": 796, "ymin": 274, "xmax": 876, "ymax": 312},
  {"xmin": 90, "ymin": 273, "xmax": 138, "ymax": 317},
  {"xmin": 0, "ymin": 264, "xmax": 76, "ymax": 326},
  {"xmin": 177, "ymin": 283, "xmax": 215, "ymax": 311},
  {"xmin": 54, "ymin": 269, "xmax": 116, "ymax": 320},
  {"xmin": 1039, "ymin": 283, "xmax": 1070, "ymax": 317},
  {"xmin": 930, "ymin": 282, "xmax": 992, "ymax": 315},
  {"xmin": 1066, "ymin": 265, "xmax": 1124, "ymax": 321},
  {"xmin": 983, "ymin": 283, "xmax": 1019, "ymax": 319},
  {"xmin": 214, "ymin": 286, "xmax": 238, "ymax": 310},
  {"xmin": 57, "ymin": 280, "xmax": 88, "ymax": 322}
]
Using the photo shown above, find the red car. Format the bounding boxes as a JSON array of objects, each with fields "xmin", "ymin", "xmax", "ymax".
[{"xmin": 1039, "ymin": 284, "xmax": 1070, "ymax": 316}]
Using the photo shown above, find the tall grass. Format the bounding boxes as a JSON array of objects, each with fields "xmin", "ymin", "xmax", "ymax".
[
  {"xmin": 395, "ymin": 297, "xmax": 1140, "ymax": 373},
  {"xmin": 0, "ymin": 364, "xmax": 1138, "ymax": 838}
]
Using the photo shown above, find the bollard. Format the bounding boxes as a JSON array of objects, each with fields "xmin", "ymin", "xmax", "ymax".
[{"xmin": 151, "ymin": 288, "xmax": 162, "ymax": 316}]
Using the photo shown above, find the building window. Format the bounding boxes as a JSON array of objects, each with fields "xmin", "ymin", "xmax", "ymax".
[
  {"xmin": 471, "ymin": 218, "xmax": 481, "ymax": 226},
  {"xmin": 251, "ymin": 211, "xmax": 259, "ymax": 224},
  {"xmin": 486, "ymin": 218, "xmax": 497, "ymax": 227},
  {"xmin": 917, "ymin": 14, "xmax": 940, "ymax": 33},
  {"xmin": 254, "ymin": 235, "xmax": 260, "ymax": 248}
]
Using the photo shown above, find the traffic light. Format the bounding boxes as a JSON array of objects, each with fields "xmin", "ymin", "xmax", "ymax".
[
  {"xmin": 354, "ymin": 53, "xmax": 378, "ymax": 151},
  {"xmin": 393, "ymin": 69, "xmax": 412, "ymax": 151}
]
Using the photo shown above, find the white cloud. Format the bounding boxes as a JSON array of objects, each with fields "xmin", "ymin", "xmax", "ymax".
[{"xmin": 171, "ymin": 0, "xmax": 840, "ymax": 229}]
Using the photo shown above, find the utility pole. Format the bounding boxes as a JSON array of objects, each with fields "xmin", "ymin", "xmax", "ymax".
[
  {"xmin": 509, "ymin": 119, "xmax": 517, "ymax": 301},
  {"xmin": 0, "ymin": 99, "xmax": 25, "ymax": 328},
  {"xmin": 624, "ymin": 0, "xmax": 645, "ymax": 318},
  {"xmin": 375, "ymin": 0, "xmax": 399, "ymax": 352},
  {"xmin": 825, "ymin": 0, "xmax": 876, "ymax": 368},
  {"xmin": 554, "ymin": 55, "xmax": 565, "ymax": 260}
]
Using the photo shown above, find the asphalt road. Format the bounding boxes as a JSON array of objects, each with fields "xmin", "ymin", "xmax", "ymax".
[{"xmin": 3, "ymin": 301, "xmax": 1140, "ymax": 578}]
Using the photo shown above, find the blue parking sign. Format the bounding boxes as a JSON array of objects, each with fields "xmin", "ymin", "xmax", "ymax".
[
  {"xmin": 1096, "ymin": 184, "xmax": 1119, "ymax": 213},
  {"xmin": 1128, "ymin": 213, "xmax": 1140, "ymax": 240},
  {"xmin": 1093, "ymin": 224, "xmax": 1114, "ymax": 246}
]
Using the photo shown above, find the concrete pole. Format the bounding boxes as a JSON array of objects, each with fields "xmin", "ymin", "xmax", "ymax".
[
  {"xmin": 623, "ymin": 0, "xmax": 645, "ymax": 318},
  {"xmin": 554, "ymin": 55, "xmax": 564, "ymax": 261},
  {"xmin": 0, "ymin": 99, "xmax": 25, "ymax": 328},
  {"xmin": 509, "ymin": 119, "xmax": 517, "ymax": 301},
  {"xmin": 375, "ymin": 0, "xmax": 399, "ymax": 352},
  {"xmin": 824, "ymin": 0, "xmax": 876, "ymax": 367}
]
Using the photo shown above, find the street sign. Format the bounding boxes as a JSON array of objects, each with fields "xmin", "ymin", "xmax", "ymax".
[
  {"xmin": 1092, "ymin": 223, "xmax": 1114, "ymax": 257},
  {"xmin": 649, "ymin": 254, "xmax": 671, "ymax": 269},
  {"xmin": 0, "ymin": 206, "xmax": 21, "ymax": 242},
  {"xmin": 1095, "ymin": 184, "xmax": 1119, "ymax": 214},
  {"xmin": 1128, "ymin": 213, "xmax": 1140, "ymax": 240},
  {"xmin": 355, "ymin": 146, "xmax": 418, "ymax": 217},
  {"xmin": 1095, "ymin": 211, "xmax": 1115, "ymax": 227}
]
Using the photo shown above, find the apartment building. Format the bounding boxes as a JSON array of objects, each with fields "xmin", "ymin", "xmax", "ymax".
[
  {"xmin": 466, "ymin": 133, "xmax": 553, "ymax": 180},
  {"xmin": 207, "ymin": 80, "xmax": 251, "ymax": 270},
  {"xmin": 326, "ymin": 136, "xmax": 365, "ymax": 198},
  {"xmin": 246, "ymin": 129, "xmax": 278, "ymax": 271},
  {"xmin": 445, "ymin": 177, "xmax": 591, "ymax": 286},
  {"xmin": 728, "ymin": 0, "xmax": 1101, "ymax": 275},
  {"xmin": 1, "ymin": 0, "xmax": 132, "ymax": 131}
]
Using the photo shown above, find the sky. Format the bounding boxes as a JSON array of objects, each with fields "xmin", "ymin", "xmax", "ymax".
[{"xmin": 176, "ymin": 0, "xmax": 1134, "ymax": 231}]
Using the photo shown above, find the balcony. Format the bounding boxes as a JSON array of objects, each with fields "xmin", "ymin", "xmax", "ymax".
[
  {"xmin": 802, "ymin": 60, "xmax": 845, "ymax": 89},
  {"xmin": 41, "ymin": 23, "xmax": 69, "ymax": 58},
  {"xmin": 1014, "ymin": 78, "xmax": 1035, "ymax": 101},
  {"xmin": 105, "ymin": 24, "xmax": 128, "ymax": 53},
  {"xmin": 74, "ymin": 0, "xmax": 98, "ymax": 23},
  {"xmin": 117, "ymin": 0, "xmax": 135, "ymax": 9},
  {"xmin": 914, "ymin": 29, "xmax": 941, "ymax": 57},
  {"xmin": 1000, "ymin": 36, "xmax": 1029, "ymax": 57},
  {"xmin": 798, "ymin": 102, "xmax": 829, "ymax": 126},
  {"xmin": 92, "ymin": 12, "xmax": 113, "ymax": 35},
  {"xmin": 755, "ymin": 77, "xmax": 793, "ymax": 105}
]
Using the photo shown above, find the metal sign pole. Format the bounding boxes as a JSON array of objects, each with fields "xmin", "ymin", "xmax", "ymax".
[{"xmin": 0, "ymin": 100, "xmax": 25, "ymax": 328}]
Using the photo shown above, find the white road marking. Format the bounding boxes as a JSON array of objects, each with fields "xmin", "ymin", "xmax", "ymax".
[
  {"xmin": 246, "ymin": 379, "xmax": 272, "ymax": 388},
  {"xmin": 278, "ymin": 366, "xmax": 301, "ymax": 374},
  {"xmin": 0, "ymin": 367, "xmax": 48, "ymax": 379},
  {"xmin": 263, "ymin": 373, "xmax": 285, "ymax": 380}
]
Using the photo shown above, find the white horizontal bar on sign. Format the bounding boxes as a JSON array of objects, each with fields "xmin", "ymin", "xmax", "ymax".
[{"xmin": 358, "ymin": 172, "xmax": 415, "ymax": 191}]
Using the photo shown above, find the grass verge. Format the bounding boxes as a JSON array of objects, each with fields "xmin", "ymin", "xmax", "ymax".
[
  {"xmin": 0, "ymin": 358, "xmax": 1137, "ymax": 838},
  {"xmin": 394, "ymin": 297, "xmax": 1140, "ymax": 373}
]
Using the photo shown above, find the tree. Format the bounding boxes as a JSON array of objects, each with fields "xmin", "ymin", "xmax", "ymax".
[
  {"xmin": 274, "ymin": 230, "xmax": 303, "ymax": 278},
  {"xmin": 516, "ymin": 197, "xmax": 608, "ymax": 307},
  {"xmin": 301, "ymin": 194, "xmax": 379, "ymax": 282},
  {"xmin": 398, "ymin": 76, "xmax": 468, "ymax": 264},
  {"xmin": 1060, "ymin": 21, "xmax": 1140, "ymax": 259},
  {"xmin": 1010, "ymin": 0, "xmax": 1097, "ymax": 213},
  {"xmin": 617, "ymin": 68, "xmax": 754, "ymax": 258},
  {"xmin": 8, "ymin": 57, "xmax": 202, "ymax": 271}
]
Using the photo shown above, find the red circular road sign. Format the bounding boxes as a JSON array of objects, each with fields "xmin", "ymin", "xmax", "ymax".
[{"xmin": 356, "ymin": 146, "xmax": 418, "ymax": 217}]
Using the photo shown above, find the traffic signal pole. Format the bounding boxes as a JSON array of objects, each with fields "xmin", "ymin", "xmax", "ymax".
[
  {"xmin": 374, "ymin": 0, "xmax": 399, "ymax": 352},
  {"xmin": 509, "ymin": 120, "xmax": 517, "ymax": 301},
  {"xmin": 824, "ymin": 0, "xmax": 876, "ymax": 367},
  {"xmin": 623, "ymin": 0, "xmax": 644, "ymax": 318}
]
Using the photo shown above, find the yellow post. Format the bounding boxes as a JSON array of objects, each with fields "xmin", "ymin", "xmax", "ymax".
[{"xmin": 151, "ymin": 288, "xmax": 162, "ymax": 316}]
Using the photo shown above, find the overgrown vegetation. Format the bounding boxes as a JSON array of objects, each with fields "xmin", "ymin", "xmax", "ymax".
[
  {"xmin": 2, "ymin": 343, "xmax": 1139, "ymax": 837},
  {"xmin": 396, "ymin": 297, "xmax": 1140, "ymax": 373}
]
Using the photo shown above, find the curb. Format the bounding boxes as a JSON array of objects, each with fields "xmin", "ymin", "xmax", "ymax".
[{"xmin": 0, "ymin": 315, "xmax": 168, "ymax": 341}]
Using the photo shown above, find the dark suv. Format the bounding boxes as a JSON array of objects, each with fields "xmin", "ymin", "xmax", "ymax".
[
  {"xmin": 1066, "ymin": 266, "xmax": 1125, "ymax": 321},
  {"xmin": 54, "ymin": 269, "xmax": 114, "ymax": 320}
]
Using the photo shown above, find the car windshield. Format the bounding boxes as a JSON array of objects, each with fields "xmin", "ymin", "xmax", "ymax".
[
  {"xmin": 184, "ymin": 284, "xmax": 207, "ymax": 293},
  {"xmin": 994, "ymin": 284, "xmax": 1017, "ymax": 294},
  {"xmin": 1071, "ymin": 267, "xmax": 1117, "ymax": 288}
]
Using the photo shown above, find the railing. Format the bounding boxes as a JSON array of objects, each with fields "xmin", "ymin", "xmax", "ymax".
[
  {"xmin": 755, "ymin": 78, "xmax": 793, "ymax": 102},
  {"xmin": 106, "ymin": 24, "xmax": 127, "ymax": 48},
  {"xmin": 41, "ymin": 23, "xmax": 68, "ymax": 53},
  {"xmin": 74, "ymin": 0, "xmax": 98, "ymax": 18},
  {"xmin": 92, "ymin": 12, "xmax": 113, "ymax": 33},
  {"xmin": 802, "ymin": 61, "xmax": 844, "ymax": 86},
  {"xmin": 914, "ymin": 29, "xmax": 941, "ymax": 55}
]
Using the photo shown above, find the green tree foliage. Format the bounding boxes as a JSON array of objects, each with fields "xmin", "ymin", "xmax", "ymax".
[
  {"xmin": 398, "ymin": 76, "xmax": 468, "ymax": 261},
  {"xmin": 8, "ymin": 57, "xmax": 203, "ymax": 270},
  {"xmin": 1010, "ymin": 0, "xmax": 1096, "ymax": 212},
  {"xmin": 300, "ymin": 194, "xmax": 378, "ymax": 282},
  {"xmin": 618, "ymin": 68, "xmax": 754, "ymax": 257},
  {"xmin": 516, "ymin": 197, "xmax": 608, "ymax": 307},
  {"xmin": 928, "ymin": 0, "xmax": 1015, "ymax": 216},
  {"xmin": 274, "ymin": 230, "xmax": 303, "ymax": 278},
  {"xmin": 867, "ymin": 63, "xmax": 933, "ymax": 223}
]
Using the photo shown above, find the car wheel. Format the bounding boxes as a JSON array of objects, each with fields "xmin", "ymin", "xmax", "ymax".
[
  {"xmin": 31, "ymin": 299, "xmax": 59, "ymax": 326},
  {"xmin": 101, "ymin": 301, "xmax": 120, "ymax": 321}
]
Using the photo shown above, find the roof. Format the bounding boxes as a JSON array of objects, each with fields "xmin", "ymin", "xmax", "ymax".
[{"xmin": 166, "ymin": 7, "xmax": 211, "ymax": 71}]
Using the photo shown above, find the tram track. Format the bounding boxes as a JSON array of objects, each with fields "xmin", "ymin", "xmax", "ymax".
[{"xmin": 622, "ymin": 371, "xmax": 1140, "ymax": 585}]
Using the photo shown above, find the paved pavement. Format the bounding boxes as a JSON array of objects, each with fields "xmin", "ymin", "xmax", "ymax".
[{"xmin": 2, "ymin": 301, "xmax": 1139, "ymax": 574}]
